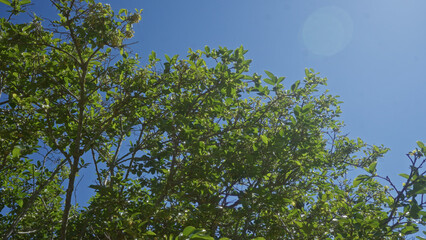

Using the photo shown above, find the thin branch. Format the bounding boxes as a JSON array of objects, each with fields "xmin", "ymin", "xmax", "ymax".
[
  {"xmin": 91, "ymin": 148, "xmax": 102, "ymax": 185},
  {"xmin": 3, "ymin": 158, "xmax": 68, "ymax": 240}
]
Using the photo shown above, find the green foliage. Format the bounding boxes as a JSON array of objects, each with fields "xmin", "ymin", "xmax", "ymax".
[{"xmin": 0, "ymin": 1, "xmax": 424, "ymax": 239}]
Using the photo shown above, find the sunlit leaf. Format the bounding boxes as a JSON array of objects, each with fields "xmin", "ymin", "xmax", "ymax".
[{"xmin": 0, "ymin": 0, "xmax": 10, "ymax": 6}]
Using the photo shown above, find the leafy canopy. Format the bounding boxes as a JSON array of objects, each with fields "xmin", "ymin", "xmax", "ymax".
[{"xmin": 0, "ymin": 0, "xmax": 425, "ymax": 239}]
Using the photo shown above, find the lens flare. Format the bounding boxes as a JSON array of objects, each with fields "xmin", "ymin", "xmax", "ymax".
[{"xmin": 302, "ymin": 6, "xmax": 353, "ymax": 56}]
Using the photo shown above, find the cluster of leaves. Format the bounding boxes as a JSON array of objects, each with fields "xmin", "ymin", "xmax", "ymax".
[{"xmin": 0, "ymin": 0, "xmax": 424, "ymax": 239}]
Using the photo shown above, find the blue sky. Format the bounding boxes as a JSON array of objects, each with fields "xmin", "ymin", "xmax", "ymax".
[
  {"xmin": 118, "ymin": 0, "xmax": 426, "ymax": 181},
  {"xmin": 2, "ymin": 0, "xmax": 426, "ymax": 215},
  {"xmin": 100, "ymin": 0, "xmax": 426, "ymax": 181}
]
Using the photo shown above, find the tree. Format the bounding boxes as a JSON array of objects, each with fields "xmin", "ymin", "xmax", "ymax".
[{"xmin": 0, "ymin": 0, "xmax": 424, "ymax": 239}]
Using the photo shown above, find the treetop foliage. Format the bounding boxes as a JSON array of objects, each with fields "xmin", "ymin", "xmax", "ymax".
[{"xmin": 0, "ymin": 0, "xmax": 425, "ymax": 239}]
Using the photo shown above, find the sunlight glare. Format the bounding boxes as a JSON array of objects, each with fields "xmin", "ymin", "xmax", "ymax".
[{"xmin": 302, "ymin": 6, "xmax": 353, "ymax": 56}]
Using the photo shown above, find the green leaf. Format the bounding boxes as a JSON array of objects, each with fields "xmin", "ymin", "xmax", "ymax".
[
  {"xmin": 294, "ymin": 105, "xmax": 301, "ymax": 118},
  {"xmin": 302, "ymin": 103, "xmax": 313, "ymax": 113},
  {"xmin": 191, "ymin": 235, "xmax": 213, "ymax": 240},
  {"xmin": 401, "ymin": 224, "xmax": 418, "ymax": 234},
  {"xmin": 264, "ymin": 70, "xmax": 277, "ymax": 83},
  {"xmin": 367, "ymin": 161, "xmax": 377, "ymax": 174},
  {"xmin": 260, "ymin": 135, "xmax": 269, "ymax": 144},
  {"xmin": 263, "ymin": 78, "xmax": 274, "ymax": 85},
  {"xmin": 16, "ymin": 199, "xmax": 23, "ymax": 207},
  {"xmin": 353, "ymin": 174, "xmax": 370, "ymax": 187},
  {"xmin": 253, "ymin": 143, "xmax": 258, "ymax": 151},
  {"xmin": 20, "ymin": 0, "xmax": 31, "ymax": 5},
  {"xmin": 144, "ymin": 231, "xmax": 156, "ymax": 236},
  {"xmin": 12, "ymin": 146, "xmax": 22, "ymax": 158},
  {"xmin": 182, "ymin": 226, "xmax": 196, "ymax": 236},
  {"xmin": 204, "ymin": 45, "xmax": 210, "ymax": 53},
  {"xmin": 165, "ymin": 54, "xmax": 171, "ymax": 62},
  {"xmin": 22, "ymin": 24, "xmax": 32, "ymax": 32},
  {"xmin": 416, "ymin": 141, "xmax": 426, "ymax": 154},
  {"xmin": 413, "ymin": 182, "xmax": 426, "ymax": 194},
  {"xmin": 294, "ymin": 221, "xmax": 303, "ymax": 228},
  {"xmin": 118, "ymin": 8, "xmax": 128, "ymax": 15},
  {"xmin": 305, "ymin": 68, "xmax": 310, "ymax": 76},
  {"xmin": 0, "ymin": 0, "xmax": 11, "ymax": 6},
  {"xmin": 399, "ymin": 173, "xmax": 410, "ymax": 179},
  {"xmin": 409, "ymin": 200, "xmax": 421, "ymax": 218},
  {"xmin": 291, "ymin": 80, "xmax": 300, "ymax": 92},
  {"xmin": 120, "ymin": 48, "xmax": 128, "ymax": 58},
  {"xmin": 277, "ymin": 76, "xmax": 286, "ymax": 84}
]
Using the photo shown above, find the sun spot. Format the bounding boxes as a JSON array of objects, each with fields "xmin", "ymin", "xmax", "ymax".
[{"xmin": 302, "ymin": 6, "xmax": 353, "ymax": 56}]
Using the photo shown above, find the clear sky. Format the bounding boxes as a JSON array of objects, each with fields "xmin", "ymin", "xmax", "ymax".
[{"xmin": 1, "ymin": 0, "xmax": 426, "ymax": 218}]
